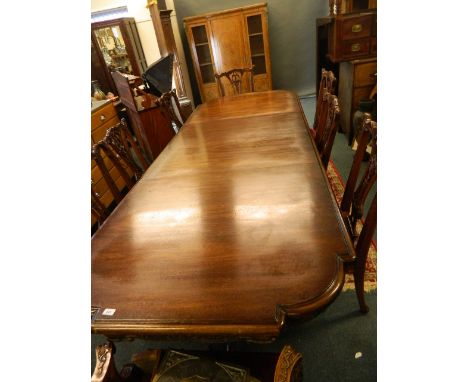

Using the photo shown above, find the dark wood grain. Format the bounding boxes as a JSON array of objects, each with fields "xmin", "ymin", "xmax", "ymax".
[{"xmin": 91, "ymin": 90, "xmax": 353, "ymax": 341}]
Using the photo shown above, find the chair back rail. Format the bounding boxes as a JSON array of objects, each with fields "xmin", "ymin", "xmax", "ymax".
[
  {"xmin": 313, "ymin": 69, "xmax": 336, "ymax": 130},
  {"xmin": 214, "ymin": 67, "xmax": 255, "ymax": 97},
  {"xmin": 315, "ymin": 92, "xmax": 340, "ymax": 168}
]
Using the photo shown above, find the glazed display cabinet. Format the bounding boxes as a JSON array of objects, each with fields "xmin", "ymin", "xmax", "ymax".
[
  {"xmin": 184, "ymin": 3, "xmax": 272, "ymax": 102},
  {"xmin": 91, "ymin": 17, "xmax": 147, "ymax": 95}
]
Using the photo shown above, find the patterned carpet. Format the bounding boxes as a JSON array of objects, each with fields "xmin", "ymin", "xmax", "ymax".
[{"xmin": 327, "ymin": 160, "xmax": 377, "ymax": 292}]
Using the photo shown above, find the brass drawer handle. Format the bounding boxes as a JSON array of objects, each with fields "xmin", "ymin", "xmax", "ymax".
[
  {"xmin": 100, "ymin": 115, "xmax": 106, "ymax": 121},
  {"xmin": 352, "ymin": 24, "xmax": 362, "ymax": 33},
  {"xmin": 351, "ymin": 43, "xmax": 361, "ymax": 52}
]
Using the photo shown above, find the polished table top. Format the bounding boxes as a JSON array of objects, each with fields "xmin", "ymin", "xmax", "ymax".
[{"xmin": 91, "ymin": 90, "xmax": 352, "ymax": 342}]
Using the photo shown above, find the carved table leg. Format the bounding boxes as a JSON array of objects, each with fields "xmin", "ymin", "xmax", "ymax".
[
  {"xmin": 274, "ymin": 345, "xmax": 303, "ymax": 382},
  {"xmin": 92, "ymin": 342, "xmax": 122, "ymax": 382}
]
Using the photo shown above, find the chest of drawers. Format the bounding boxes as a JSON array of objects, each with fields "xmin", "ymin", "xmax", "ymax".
[
  {"xmin": 328, "ymin": 10, "xmax": 376, "ymax": 62},
  {"xmin": 338, "ymin": 57, "xmax": 376, "ymax": 144}
]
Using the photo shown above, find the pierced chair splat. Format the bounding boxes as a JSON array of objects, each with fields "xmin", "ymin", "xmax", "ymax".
[
  {"xmin": 104, "ymin": 118, "xmax": 149, "ymax": 179},
  {"xmin": 214, "ymin": 67, "xmax": 255, "ymax": 97}
]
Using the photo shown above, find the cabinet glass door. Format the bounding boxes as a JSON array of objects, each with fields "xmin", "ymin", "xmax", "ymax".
[
  {"xmin": 93, "ymin": 25, "xmax": 133, "ymax": 74},
  {"xmin": 247, "ymin": 15, "xmax": 266, "ymax": 75},
  {"xmin": 192, "ymin": 25, "xmax": 215, "ymax": 84}
]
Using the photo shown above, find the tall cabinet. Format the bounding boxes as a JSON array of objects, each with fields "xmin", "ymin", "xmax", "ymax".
[
  {"xmin": 184, "ymin": 3, "xmax": 272, "ymax": 102},
  {"xmin": 317, "ymin": 1, "xmax": 377, "ymax": 144},
  {"xmin": 91, "ymin": 17, "xmax": 147, "ymax": 95}
]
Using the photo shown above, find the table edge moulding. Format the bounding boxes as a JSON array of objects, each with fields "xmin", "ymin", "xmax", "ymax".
[{"xmin": 91, "ymin": 90, "xmax": 353, "ymax": 343}]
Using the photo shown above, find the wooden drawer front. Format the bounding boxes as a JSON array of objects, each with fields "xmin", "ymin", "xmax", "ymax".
[
  {"xmin": 341, "ymin": 39, "xmax": 370, "ymax": 59},
  {"xmin": 341, "ymin": 15, "xmax": 373, "ymax": 40},
  {"xmin": 91, "ymin": 102, "xmax": 117, "ymax": 130},
  {"xmin": 92, "ymin": 115, "xmax": 120, "ymax": 143},
  {"xmin": 92, "ymin": 156, "xmax": 126, "ymax": 208},
  {"xmin": 93, "ymin": 169, "xmax": 126, "ymax": 207},
  {"xmin": 354, "ymin": 61, "xmax": 377, "ymax": 87}
]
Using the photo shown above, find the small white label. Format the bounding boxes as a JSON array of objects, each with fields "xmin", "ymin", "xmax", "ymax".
[
  {"xmin": 102, "ymin": 308, "xmax": 116, "ymax": 316},
  {"xmin": 355, "ymin": 352, "xmax": 363, "ymax": 359}
]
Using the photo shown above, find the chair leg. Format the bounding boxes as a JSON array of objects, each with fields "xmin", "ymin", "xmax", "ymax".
[
  {"xmin": 354, "ymin": 269, "xmax": 369, "ymax": 314},
  {"xmin": 92, "ymin": 341, "xmax": 122, "ymax": 382}
]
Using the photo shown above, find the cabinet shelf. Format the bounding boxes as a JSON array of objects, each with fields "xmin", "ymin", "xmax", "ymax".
[
  {"xmin": 111, "ymin": 53, "xmax": 129, "ymax": 58},
  {"xmin": 251, "ymin": 53, "xmax": 265, "ymax": 58},
  {"xmin": 195, "ymin": 42, "xmax": 209, "ymax": 47},
  {"xmin": 248, "ymin": 32, "xmax": 263, "ymax": 37},
  {"xmin": 199, "ymin": 62, "xmax": 212, "ymax": 67}
]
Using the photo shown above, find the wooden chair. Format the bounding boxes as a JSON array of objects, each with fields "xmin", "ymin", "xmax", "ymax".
[
  {"xmin": 158, "ymin": 89, "xmax": 186, "ymax": 133},
  {"xmin": 92, "ymin": 342, "xmax": 302, "ymax": 382},
  {"xmin": 214, "ymin": 67, "xmax": 255, "ymax": 97},
  {"xmin": 312, "ymin": 68, "xmax": 336, "ymax": 132},
  {"xmin": 93, "ymin": 119, "xmax": 149, "ymax": 197},
  {"xmin": 105, "ymin": 118, "xmax": 149, "ymax": 179},
  {"xmin": 314, "ymin": 91, "xmax": 340, "ymax": 168},
  {"xmin": 340, "ymin": 114, "xmax": 377, "ymax": 313}
]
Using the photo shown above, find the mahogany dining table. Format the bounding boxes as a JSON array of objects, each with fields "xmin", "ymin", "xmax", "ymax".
[{"xmin": 91, "ymin": 90, "xmax": 353, "ymax": 343}]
